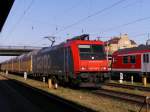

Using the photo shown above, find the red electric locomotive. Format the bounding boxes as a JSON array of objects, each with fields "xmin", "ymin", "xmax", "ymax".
[
  {"xmin": 33, "ymin": 34, "xmax": 108, "ymax": 87},
  {"xmin": 111, "ymin": 45, "xmax": 150, "ymax": 80}
]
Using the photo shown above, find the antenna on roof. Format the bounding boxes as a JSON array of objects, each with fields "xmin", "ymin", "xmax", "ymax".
[
  {"xmin": 146, "ymin": 33, "xmax": 150, "ymax": 46},
  {"xmin": 81, "ymin": 29, "xmax": 84, "ymax": 34},
  {"xmin": 97, "ymin": 37, "xmax": 101, "ymax": 40},
  {"xmin": 119, "ymin": 33, "xmax": 122, "ymax": 38}
]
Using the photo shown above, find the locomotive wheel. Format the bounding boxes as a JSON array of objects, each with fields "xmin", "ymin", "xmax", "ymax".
[{"xmin": 69, "ymin": 78, "xmax": 80, "ymax": 88}]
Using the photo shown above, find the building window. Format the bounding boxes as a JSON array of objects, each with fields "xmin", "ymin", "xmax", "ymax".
[
  {"xmin": 143, "ymin": 54, "xmax": 149, "ymax": 63},
  {"xmin": 130, "ymin": 55, "xmax": 136, "ymax": 64},
  {"xmin": 123, "ymin": 56, "xmax": 128, "ymax": 64}
]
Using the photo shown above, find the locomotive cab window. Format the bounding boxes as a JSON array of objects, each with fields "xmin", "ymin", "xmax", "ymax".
[
  {"xmin": 130, "ymin": 55, "xmax": 136, "ymax": 64},
  {"xmin": 78, "ymin": 45, "xmax": 106, "ymax": 60},
  {"xmin": 143, "ymin": 54, "xmax": 149, "ymax": 63},
  {"xmin": 123, "ymin": 56, "xmax": 128, "ymax": 64}
]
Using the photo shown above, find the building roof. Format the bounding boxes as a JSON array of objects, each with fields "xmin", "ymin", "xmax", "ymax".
[
  {"xmin": 104, "ymin": 36, "xmax": 136, "ymax": 45},
  {"xmin": 104, "ymin": 37, "xmax": 120, "ymax": 45},
  {"xmin": 0, "ymin": 0, "xmax": 15, "ymax": 32},
  {"xmin": 130, "ymin": 40, "xmax": 136, "ymax": 45},
  {"xmin": 114, "ymin": 45, "xmax": 150, "ymax": 55}
]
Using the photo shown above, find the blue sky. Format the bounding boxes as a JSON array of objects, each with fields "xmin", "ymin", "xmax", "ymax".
[
  {"xmin": 0, "ymin": 0, "xmax": 150, "ymax": 46},
  {"xmin": 0, "ymin": 0, "xmax": 150, "ymax": 47},
  {"xmin": 0, "ymin": 0, "xmax": 150, "ymax": 61}
]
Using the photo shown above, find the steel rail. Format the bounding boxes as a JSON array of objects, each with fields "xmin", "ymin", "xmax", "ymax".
[
  {"xmin": 105, "ymin": 83, "xmax": 150, "ymax": 92},
  {"xmin": 92, "ymin": 89, "xmax": 150, "ymax": 105}
]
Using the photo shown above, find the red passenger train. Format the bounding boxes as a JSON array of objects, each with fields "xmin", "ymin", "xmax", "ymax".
[
  {"xmin": 111, "ymin": 45, "xmax": 150, "ymax": 79},
  {"xmin": 1, "ymin": 34, "xmax": 108, "ymax": 87}
]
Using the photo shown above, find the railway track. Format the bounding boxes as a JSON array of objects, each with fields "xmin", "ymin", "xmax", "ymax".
[
  {"xmin": 92, "ymin": 88, "xmax": 150, "ymax": 105},
  {"xmin": 2, "ymin": 73, "xmax": 150, "ymax": 111},
  {"xmin": 0, "ymin": 75, "xmax": 95, "ymax": 112},
  {"xmin": 105, "ymin": 83, "xmax": 150, "ymax": 92}
]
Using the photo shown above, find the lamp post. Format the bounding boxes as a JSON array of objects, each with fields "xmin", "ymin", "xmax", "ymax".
[
  {"xmin": 44, "ymin": 36, "xmax": 56, "ymax": 47},
  {"xmin": 106, "ymin": 41, "xmax": 109, "ymax": 61}
]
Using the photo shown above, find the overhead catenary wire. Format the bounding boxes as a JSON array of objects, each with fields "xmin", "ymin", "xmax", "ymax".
[
  {"xmin": 130, "ymin": 32, "xmax": 148, "ymax": 37},
  {"xmin": 30, "ymin": 0, "xmax": 143, "ymax": 46},
  {"xmin": 29, "ymin": 0, "xmax": 84, "ymax": 46},
  {"xmin": 90, "ymin": 16, "xmax": 150, "ymax": 36},
  {"xmin": 99, "ymin": 33, "xmax": 150, "ymax": 44},
  {"xmin": 103, "ymin": 16, "xmax": 150, "ymax": 32},
  {"xmin": 122, "ymin": 0, "xmax": 142, "ymax": 8},
  {"xmin": 27, "ymin": 0, "xmax": 82, "ymax": 24},
  {"xmin": 6, "ymin": 0, "xmax": 35, "ymax": 38},
  {"xmin": 51, "ymin": 0, "xmax": 127, "ymax": 36},
  {"xmin": 61, "ymin": 0, "xmax": 82, "ymax": 15},
  {"xmin": 32, "ymin": 0, "xmax": 141, "ymax": 46},
  {"xmin": 92, "ymin": 32, "xmax": 147, "ymax": 40}
]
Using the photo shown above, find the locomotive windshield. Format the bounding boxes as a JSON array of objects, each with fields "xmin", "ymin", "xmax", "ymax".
[{"xmin": 78, "ymin": 45, "xmax": 106, "ymax": 60}]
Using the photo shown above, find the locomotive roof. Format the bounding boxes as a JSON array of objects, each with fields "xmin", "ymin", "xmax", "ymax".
[
  {"xmin": 114, "ymin": 45, "xmax": 150, "ymax": 55},
  {"xmin": 29, "ymin": 49, "xmax": 39, "ymax": 55},
  {"xmin": 37, "ymin": 44, "xmax": 64, "ymax": 54},
  {"xmin": 35, "ymin": 36, "xmax": 104, "ymax": 55},
  {"xmin": 17, "ymin": 50, "xmax": 39, "ymax": 59}
]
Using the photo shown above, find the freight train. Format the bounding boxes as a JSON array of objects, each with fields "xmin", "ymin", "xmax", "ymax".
[
  {"xmin": 0, "ymin": 34, "xmax": 108, "ymax": 87},
  {"xmin": 111, "ymin": 45, "xmax": 150, "ymax": 80}
]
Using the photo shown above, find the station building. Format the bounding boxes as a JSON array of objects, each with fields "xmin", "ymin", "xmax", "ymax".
[
  {"xmin": 105, "ymin": 34, "xmax": 137, "ymax": 55},
  {"xmin": 104, "ymin": 34, "xmax": 137, "ymax": 67}
]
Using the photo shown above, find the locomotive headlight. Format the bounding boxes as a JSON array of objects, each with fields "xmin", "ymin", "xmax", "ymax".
[
  {"xmin": 103, "ymin": 67, "xmax": 106, "ymax": 70},
  {"xmin": 100, "ymin": 67, "xmax": 107, "ymax": 70},
  {"xmin": 81, "ymin": 67, "xmax": 86, "ymax": 70}
]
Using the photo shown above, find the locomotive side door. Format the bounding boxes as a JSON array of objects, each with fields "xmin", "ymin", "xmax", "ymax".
[
  {"xmin": 142, "ymin": 53, "xmax": 150, "ymax": 73},
  {"xmin": 64, "ymin": 47, "xmax": 73, "ymax": 77},
  {"xmin": 64, "ymin": 47, "xmax": 69, "ymax": 73}
]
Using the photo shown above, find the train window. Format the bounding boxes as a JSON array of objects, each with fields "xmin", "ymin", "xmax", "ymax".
[
  {"xmin": 143, "ymin": 54, "xmax": 149, "ymax": 63},
  {"xmin": 92, "ymin": 45, "xmax": 104, "ymax": 53},
  {"xmin": 123, "ymin": 56, "xmax": 128, "ymax": 64},
  {"xmin": 78, "ymin": 45, "xmax": 91, "ymax": 52},
  {"xmin": 78, "ymin": 44, "xmax": 106, "ymax": 60},
  {"xmin": 130, "ymin": 55, "xmax": 136, "ymax": 64}
]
